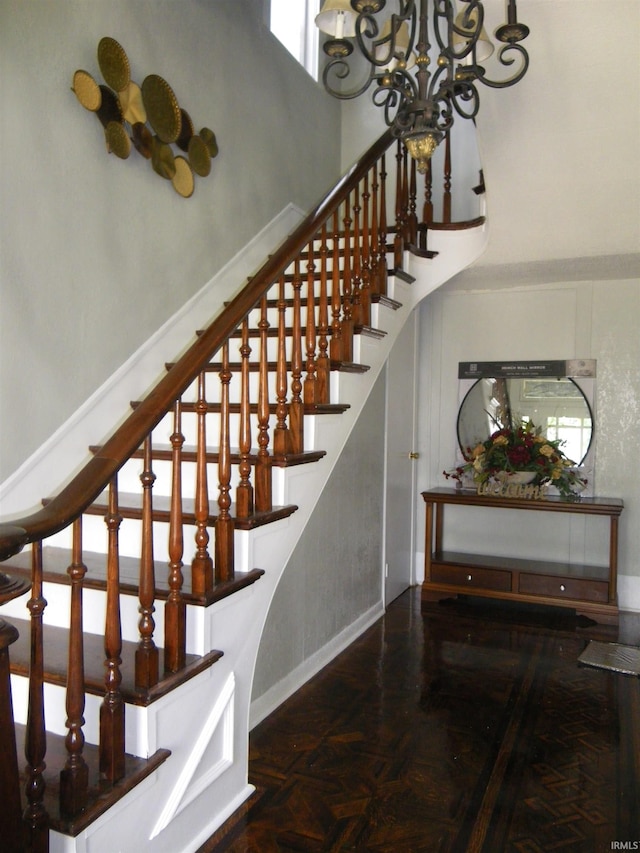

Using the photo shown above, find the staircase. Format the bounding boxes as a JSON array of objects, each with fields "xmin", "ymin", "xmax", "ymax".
[{"xmin": 0, "ymin": 128, "xmax": 488, "ymax": 853}]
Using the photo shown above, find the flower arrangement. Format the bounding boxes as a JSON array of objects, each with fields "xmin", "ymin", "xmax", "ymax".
[{"xmin": 443, "ymin": 419, "xmax": 588, "ymax": 498}]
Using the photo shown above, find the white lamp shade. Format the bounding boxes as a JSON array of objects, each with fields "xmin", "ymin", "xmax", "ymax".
[
  {"xmin": 315, "ymin": 0, "xmax": 358, "ymax": 39},
  {"xmin": 453, "ymin": 9, "xmax": 494, "ymax": 64},
  {"xmin": 375, "ymin": 19, "xmax": 416, "ymax": 71}
]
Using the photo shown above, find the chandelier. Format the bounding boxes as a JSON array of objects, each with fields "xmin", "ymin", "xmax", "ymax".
[{"xmin": 315, "ymin": 0, "xmax": 530, "ymax": 172}]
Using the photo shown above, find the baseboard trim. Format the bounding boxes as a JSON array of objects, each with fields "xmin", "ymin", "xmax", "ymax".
[{"xmin": 249, "ymin": 600, "xmax": 385, "ymax": 729}]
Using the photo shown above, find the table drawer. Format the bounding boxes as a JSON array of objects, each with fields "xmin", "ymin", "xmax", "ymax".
[
  {"xmin": 430, "ymin": 563, "xmax": 511, "ymax": 592},
  {"xmin": 518, "ymin": 573, "xmax": 609, "ymax": 603}
]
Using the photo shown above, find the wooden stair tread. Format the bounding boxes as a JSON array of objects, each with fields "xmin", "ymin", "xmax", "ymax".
[
  {"xmin": 90, "ymin": 445, "xmax": 327, "ymax": 468},
  {"xmin": 41, "ymin": 495, "xmax": 299, "ymax": 531},
  {"xmin": 165, "ymin": 359, "xmax": 370, "ymax": 373},
  {"xmin": 14, "ymin": 723, "xmax": 171, "ymax": 837},
  {"xmin": 4, "ymin": 547, "xmax": 265, "ymax": 606},
  {"xmin": 130, "ymin": 400, "xmax": 350, "ymax": 416},
  {"xmin": 8, "ymin": 616, "xmax": 223, "ymax": 707}
]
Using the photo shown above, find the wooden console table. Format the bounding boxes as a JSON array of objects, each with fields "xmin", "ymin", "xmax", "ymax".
[{"xmin": 421, "ymin": 488, "xmax": 623, "ymax": 624}]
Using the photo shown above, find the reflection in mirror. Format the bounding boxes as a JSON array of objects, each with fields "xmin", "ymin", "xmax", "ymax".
[{"xmin": 457, "ymin": 377, "xmax": 594, "ymax": 465}]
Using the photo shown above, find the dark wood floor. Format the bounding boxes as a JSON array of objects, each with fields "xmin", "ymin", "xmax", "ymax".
[{"xmin": 200, "ymin": 590, "xmax": 640, "ymax": 853}]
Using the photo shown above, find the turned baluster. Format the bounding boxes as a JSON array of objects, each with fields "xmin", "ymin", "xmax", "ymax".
[
  {"xmin": 100, "ymin": 477, "xmax": 125, "ymax": 783},
  {"xmin": 341, "ymin": 195, "xmax": 354, "ymax": 363},
  {"xmin": 191, "ymin": 372, "xmax": 213, "ymax": 596},
  {"xmin": 329, "ymin": 210, "xmax": 344, "ymax": 362},
  {"xmin": 443, "ymin": 131, "xmax": 452, "ymax": 224},
  {"xmin": 273, "ymin": 275, "xmax": 292, "ymax": 456},
  {"xmin": 394, "ymin": 141, "xmax": 405, "ymax": 269},
  {"xmin": 289, "ymin": 259, "xmax": 304, "ymax": 454},
  {"xmin": 255, "ymin": 297, "xmax": 272, "ymax": 512},
  {"xmin": 215, "ymin": 342, "xmax": 234, "ymax": 581},
  {"xmin": 0, "ymin": 616, "xmax": 24, "ymax": 852},
  {"xmin": 423, "ymin": 156, "xmax": 434, "ymax": 227},
  {"xmin": 408, "ymin": 157, "xmax": 418, "ymax": 246},
  {"xmin": 370, "ymin": 163, "xmax": 380, "ymax": 298},
  {"xmin": 350, "ymin": 186, "xmax": 362, "ymax": 328},
  {"xmin": 316, "ymin": 223, "xmax": 331, "ymax": 404},
  {"xmin": 236, "ymin": 317, "xmax": 254, "ymax": 517},
  {"xmin": 135, "ymin": 436, "xmax": 159, "ymax": 689},
  {"xmin": 59, "ymin": 518, "xmax": 88, "ymax": 817},
  {"xmin": 23, "ymin": 541, "xmax": 49, "ymax": 851},
  {"xmin": 304, "ymin": 240, "xmax": 318, "ymax": 406},
  {"xmin": 165, "ymin": 401, "xmax": 186, "ymax": 672},
  {"xmin": 378, "ymin": 153, "xmax": 389, "ymax": 295},
  {"xmin": 360, "ymin": 172, "xmax": 372, "ymax": 327}
]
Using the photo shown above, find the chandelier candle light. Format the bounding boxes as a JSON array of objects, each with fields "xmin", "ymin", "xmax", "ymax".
[{"xmin": 315, "ymin": 0, "xmax": 530, "ymax": 172}]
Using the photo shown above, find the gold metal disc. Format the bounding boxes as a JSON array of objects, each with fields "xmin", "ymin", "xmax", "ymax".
[
  {"xmin": 199, "ymin": 127, "xmax": 219, "ymax": 158},
  {"xmin": 176, "ymin": 109, "xmax": 194, "ymax": 152},
  {"xmin": 172, "ymin": 156, "xmax": 194, "ymax": 198},
  {"xmin": 96, "ymin": 85, "xmax": 124, "ymax": 128},
  {"xmin": 118, "ymin": 81, "xmax": 146, "ymax": 125},
  {"xmin": 105, "ymin": 121, "xmax": 131, "ymax": 159},
  {"xmin": 188, "ymin": 134, "xmax": 211, "ymax": 177},
  {"xmin": 142, "ymin": 74, "xmax": 182, "ymax": 144},
  {"xmin": 151, "ymin": 135, "xmax": 176, "ymax": 180},
  {"xmin": 131, "ymin": 122, "xmax": 153, "ymax": 159},
  {"xmin": 72, "ymin": 69, "xmax": 102, "ymax": 111},
  {"xmin": 98, "ymin": 37, "xmax": 131, "ymax": 92}
]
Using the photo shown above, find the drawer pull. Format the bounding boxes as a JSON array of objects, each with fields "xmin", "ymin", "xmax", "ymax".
[
  {"xmin": 467, "ymin": 574, "xmax": 473, "ymax": 582},
  {"xmin": 560, "ymin": 584, "xmax": 566, "ymax": 592}
]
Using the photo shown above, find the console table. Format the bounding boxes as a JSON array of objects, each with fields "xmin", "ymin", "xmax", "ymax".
[{"xmin": 422, "ymin": 488, "xmax": 623, "ymax": 624}]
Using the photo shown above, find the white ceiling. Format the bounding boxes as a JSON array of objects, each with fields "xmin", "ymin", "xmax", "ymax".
[{"xmin": 472, "ymin": 0, "xmax": 640, "ymax": 272}]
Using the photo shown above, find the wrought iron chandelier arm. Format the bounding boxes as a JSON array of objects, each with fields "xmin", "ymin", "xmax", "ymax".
[
  {"xmin": 474, "ymin": 42, "xmax": 530, "ymax": 89},
  {"xmin": 321, "ymin": 56, "xmax": 380, "ymax": 101}
]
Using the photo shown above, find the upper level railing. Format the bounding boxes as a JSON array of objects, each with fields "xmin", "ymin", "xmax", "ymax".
[{"xmin": 0, "ymin": 127, "xmax": 484, "ymax": 852}]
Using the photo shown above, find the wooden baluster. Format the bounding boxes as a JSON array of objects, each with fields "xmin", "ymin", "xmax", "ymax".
[
  {"xmin": 378, "ymin": 153, "xmax": 389, "ymax": 295},
  {"xmin": 273, "ymin": 275, "xmax": 292, "ymax": 456},
  {"xmin": 165, "ymin": 401, "xmax": 186, "ymax": 672},
  {"xmin": 341, "ymin": 195, "xmax": 354, "ymax": 363},
  {"xmin": 236, "ymin": 317, "xmax": 254, "ymax": 518},
  {"xmin": 408, "ymin": 156, "xmax": 418, "ymax": 246},
  {"xmin": 215, "ymin": 342, "xmax": 234, "ymax": 581},
  {"xmin": 316, "ymin": 223, "xmax": 331, "ymax": 404},
  {"xmin": 135, "ymin": 436, "xmax": 159, "ymax": 689},
  {"xmin": 289, "ymin": 259, "xmax": 304, "ymax": 454},
  {"xmin": 59, "ymin": 518, "xmax": 88, "ymax": 817},
  {"xmin": 370, "ymin": 163, "xmax": 380, "ymax": 298},
  {"xmin": 304, "ymin": 240, "xmax": 318, "ymax": 406},
  {"xmin": 0, "ymin": 617, "xmax": 24, "ymax": 852},
  {"xmin": 360, "ymin": 172, "xmax": 372, "ymax": 327},
  {"xmin": 23, "ymin": 541, "xmax": 49, "ymax": 852},
  {"xmin": 255, "ymin": 297, "xmax": 272, "ymax": 512},
  {"xmin": 443, "ymin": 131, "xmax": 452, "ymax": 224},
  {"xmin": 394, "ymin": 141, "xmax": 404, "ymax": 270},
  {"xmin": 423, "ymin": 156, "xmax": 434, "ymax": 227},
  {"xmin": 350, "ymin": 187, "xmax": 362, "ymax": 328},
  {"xmin": 100, "ymin": 477, "xmax": 125, "ymax": 783},
  {"xmin": 191, "ymin": 372, "xmax": 213, "ymax": 596},
  {"xmin": 329, "ymin": 211, "xmax": 343, "ymax": 362}
]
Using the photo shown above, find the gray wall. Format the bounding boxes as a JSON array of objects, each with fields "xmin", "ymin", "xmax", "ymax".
[
  {"xmin": 252, "ymin": 371, "xmax": 386, "ymax": 699},
  {"xmin": 0, "ymin": 0, "xmax": 340, "ymax": 482}
]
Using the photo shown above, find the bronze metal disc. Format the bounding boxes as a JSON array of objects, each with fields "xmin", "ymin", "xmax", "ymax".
[
  {"xmin": 151, "ymin": 135, "xmax": 176, "ymax": 180},
  {"xmin": 96, "ymin": 85, "xmax": 123, "ymax": 128},
  {"xmin": 131, "ymin": 122, "xmax": 153, "ymax": 159},
  {"xmin": 118, "ymin": 81, "xmax": 146, "ymax": 125},
  {"xmin": 98, "ymin": 37, "xmax": 131, "ymax": 92},
  {"xmin": 141, "ymin": 74, "xmax": 182, "ymax": 144},
  {"xmin": 172, "ymin": 156, "xmax": 194, "ymax": 198},
  {"xmin": 199, "ymin": 127, "xmax": 219, "ymax": 158},
  {"xmin": 176, "ymin": 109, "xmax": 194, "ymax": 152},
  {"xmin": 105, "ymin": 121, "xmax": 131, "ymax": 159},
  {"xmin": 188, "ymin": 134, "xmax": 211, "ymax": 177},
  {"xmin": 72, "ymin": 69, "xmax": 102, "ymax": 111}
]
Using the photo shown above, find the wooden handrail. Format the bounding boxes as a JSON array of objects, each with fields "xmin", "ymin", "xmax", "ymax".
[{"xmin": 0, "ymin": 127, "xmax": 394, "ymax": 563}]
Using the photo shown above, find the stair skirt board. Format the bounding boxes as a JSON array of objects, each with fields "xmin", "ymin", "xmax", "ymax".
[{"xmin": 8, "ymin": 225, "xmax": 489, "ymax": 851}]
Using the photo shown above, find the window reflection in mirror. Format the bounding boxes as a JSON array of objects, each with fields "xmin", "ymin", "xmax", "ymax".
[{"xmin": 457, "ymin": 377, "xmax": 593, "ymax": 465}]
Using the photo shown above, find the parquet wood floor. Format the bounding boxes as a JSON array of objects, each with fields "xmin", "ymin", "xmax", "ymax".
[{"xmin": 200, "ymin": 590, "xmax": 640, "ymax": 853}]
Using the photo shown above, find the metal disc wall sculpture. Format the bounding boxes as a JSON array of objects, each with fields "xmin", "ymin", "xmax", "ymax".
[{"xmin": 72, "ymin": 37, "xmax": 219, "ymax": 198}]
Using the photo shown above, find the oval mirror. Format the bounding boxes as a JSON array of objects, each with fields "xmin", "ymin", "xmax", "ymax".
[{"xmin": 457, "ymin": 377, "xmax": 594, "ymax": 465}]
